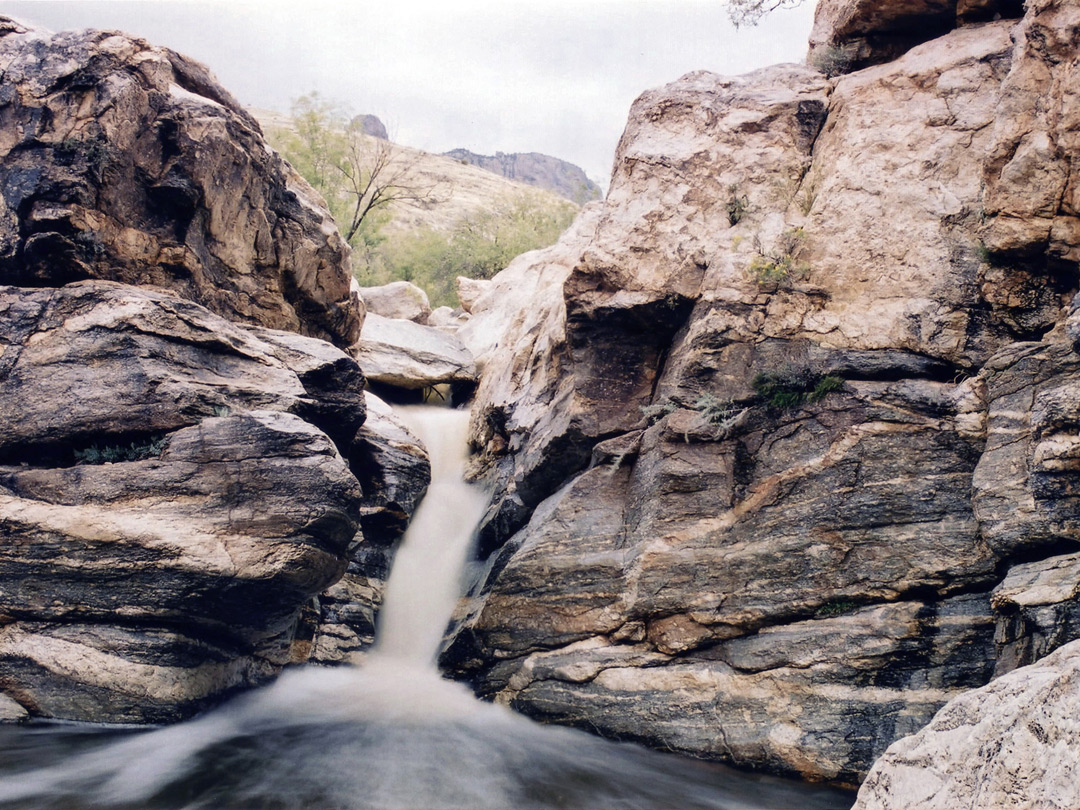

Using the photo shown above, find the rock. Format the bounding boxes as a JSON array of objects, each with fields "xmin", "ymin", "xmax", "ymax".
[
  {"xmin": 463, "ymin": 66, "xmax": 830, "ymax": 541},
  {"xmin": 0, "ymin": 281, "xmax": 370, "ymax": 722},
  {"xmin": 973, "ymin": 342, "xmax": 1080, "ymax": 560},
  {"xmin": 456, "ymin": 276, "xmax": 490, "ymax": 314},
  {"xmin": 426, "ymin": 305, "xmax": 470, "ymax": 333},
  {"xmin": 442, "ymin": 148, "xmax": 601, "ymax": 204},
  {"xmin": 0, "ymin": 409, "xmax": 361, "ymax": 723},
  {"xmin": 992, "ymin": 552, "xmax": 1080, "ymax": 676},
  {"xmin": 447, "ymin": 0, "xmax": 1080, "ymax": 785},
  {"xmin": 0, "ymin": 281, "xmax": 365, "ymax": 463},
  {"xmin": 0, "ymin": 16, "xmax": 361, "ymax": 346},
  {"xmin": 349, "ymin": 393, "xmax": 431, "ymax": 542},
  {"xmin": 0, "ymin": 693, "xmax": 27, "ymax": 722},
  {"xmin": 807, "ymin": 0, "xmax": 1024, "ymax": 74},
  {"xmin": 979, "ymin": 0, "xmax": 1080, "ymax": 266},
  {"xmin": 358, "ymin": 281, "xmax": 431, "ymax": 323},
  {"xmin": 354, "ymin": 312, "xmax": 477, "ymax": 394},
  {"xmin": 853, "ymin": 639, "xmax": 1080, "ymax": 810}
]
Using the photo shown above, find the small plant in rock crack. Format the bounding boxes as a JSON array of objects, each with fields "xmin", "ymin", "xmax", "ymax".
[
  {"xmin": 726, "ymin": 185, "xmax": 750, "ymax": 226},
  {"xmin": 694, "ymin": 393, "xmax": 745, "ymax": 439},
  {"xmin": 815, "ymin": 599, "xmax": 860, "ymax": 618},
  {"xmin": 752, "ymin": 366, "xmax": 843, "ymax": 410},
  {"xmin": 640, "ymin": 398, "xmax": 678, "ymax": 425},
  {"xmin": 809, "ymin": 44, "xmax": 858, "ymax": 79},
  {"xmin": 74, "ymin": 435, "xmax": 169, "ymax": 465},
  {"xmin": 748, "ymin": 227, "xmax": 810, "ymax": 286}
]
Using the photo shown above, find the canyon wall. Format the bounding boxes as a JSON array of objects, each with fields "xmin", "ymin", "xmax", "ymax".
[
  {"xmin": 448, "ymin": 0, "xmax": 1080, "ymax": 787},
  {"xmin": 0, "ymin": 17, "xmax": 425, "ymax": 722}
]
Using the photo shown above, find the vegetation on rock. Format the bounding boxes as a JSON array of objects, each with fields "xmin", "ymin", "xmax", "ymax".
[{"xmin": 752, "ymin": 367, "xmax": 844, "ymax": 409}]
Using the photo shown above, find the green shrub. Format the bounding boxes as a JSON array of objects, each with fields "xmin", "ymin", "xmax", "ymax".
[
  {"xmin": 815, "ymin": 599, "xmax": 860, "ymax": 618},
  {"xmin": 726, "ymin": 186, "xmax": 750, "ymax": 226},
  {"xmin": 748, "ymin": 227, "xmax": 810, "ymax": 286},
  {"xmin": 74, "ymin": 435, "xmax": 168, "ymax": 465},
  {"xmin": 367, "ymin": 190, "xmax": 576, "ymax": 307},
  {"xmin": 640, "ymin": 398, "xmax": 678, "ymax": 425},
  {"xmin": 752, "ymin": 366, "xmax": 843, "ymax": 409}
]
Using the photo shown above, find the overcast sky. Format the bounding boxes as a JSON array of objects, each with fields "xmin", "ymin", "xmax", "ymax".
[{"xmin": 5, "ymin": 0, "xmax": 816, "ymax": 186}]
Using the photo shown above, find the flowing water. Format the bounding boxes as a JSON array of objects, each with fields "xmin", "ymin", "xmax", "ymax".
[{"xmin": 0, "ymin": 407, "xmax": 854, "ymax": 810}]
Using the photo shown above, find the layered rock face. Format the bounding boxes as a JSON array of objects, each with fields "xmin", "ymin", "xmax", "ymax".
[
  {"xmin": 0, "ymin": 16, "xmax": 362, "ymax": 347},
  {"xmin": 448, "ymin": 0, "xmax": 1080, "ymax": 787},
  {"xmin": 0, "ymin": 281, "xmax": 372, "ymax": 722},
  {"xmin": 0, "ymin": 18, "xmax": 429, "ymax": 720}
]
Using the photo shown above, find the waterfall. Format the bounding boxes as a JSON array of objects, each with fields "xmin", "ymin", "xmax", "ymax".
[
  {"xmin": 0, "ymin": 405, "xmax": 853, "ymax": 810},
  {"xmin": 372, "ymin": 407, "xmax": 488, "ymax": 666}
]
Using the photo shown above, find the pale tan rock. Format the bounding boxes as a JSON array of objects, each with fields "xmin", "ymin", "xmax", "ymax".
[
  {"xmin": 354, "ymin": 312, "xmax": 476, "ymax": 391},
  {"xmin": 358, "ymin": 281, "xmax": 431, "ymax": 323},
  {"xmin": 854, "ymin": 640, "xmax": 1080, "ymax": 810},
  {"xmin": 0, "ymin": 16, "xmax": 361, "ymax": 346},
  {"xmin": 979, "ymin": 0, "xmax": 1080, "ymax": 266}
]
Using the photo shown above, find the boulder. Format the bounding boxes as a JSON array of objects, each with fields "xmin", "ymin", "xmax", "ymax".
[
  {"xmin": 0, "ymin": 16, "xmax": 362, "ymax": 346},
  {"xmin": 853, "ymin": 640, "xmax": 1080, "ymax": 810},
  {"xmin": 358, "ymin": 280, "xmax": 431, "ymax": 323},
  {"xmin": 0, "ymin": 282, "xmax": 369, "ymax": 722},
  {"xmin": 354, "ymin": 311, "xmax": 477, "ymax": 394},
  {"xmin": 992, "ymin": 552, "xmax": 1080, "ymax": 676}
]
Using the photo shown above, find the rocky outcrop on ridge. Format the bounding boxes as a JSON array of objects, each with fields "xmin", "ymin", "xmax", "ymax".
[
  {"xmin": 853, "ymin": 639, "xmax": 1080, "ymax": 810},
  {"xmin": 446, "ymin": 0, "xmax": 1079, "ymax": 787},
  {"xmin": 0, "ymin": 16, "xmax": 362, "ymax": 347},
  {"xmin": 443, "ymin": 148, "xmax": 602, "ymax": 204},
  {"xmin": 0, "ymin": 281, "xmax": 373, "ymax": 722}
]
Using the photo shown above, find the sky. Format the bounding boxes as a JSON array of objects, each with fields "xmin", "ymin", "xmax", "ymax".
[{"xmin": 4, "ymin": 0, "xmax": 817, "ymax": 187}]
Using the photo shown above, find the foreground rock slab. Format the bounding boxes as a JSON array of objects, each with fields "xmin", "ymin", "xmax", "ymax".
[{"xmin": 854, "ymin": 639, "xmax": 1080, "ymax": 810}]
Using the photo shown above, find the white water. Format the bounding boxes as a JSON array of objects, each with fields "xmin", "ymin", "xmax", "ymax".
[
  {"xmin": 0, "ymin": 406, "xmax": 852, "ymax": 810},
  {"xmin": 372, "ymin": 407, "xmax": 489, "ymax": 666}
]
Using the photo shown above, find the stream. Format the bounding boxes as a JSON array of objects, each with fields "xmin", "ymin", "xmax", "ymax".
[{"xmin": 0, "ymin": 407, "xmax": 854, "ymax": 810}]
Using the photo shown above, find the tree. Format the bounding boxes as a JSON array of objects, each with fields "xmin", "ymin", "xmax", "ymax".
[
  {"xmin": 271, "ymin": 93, "xmax": 446, "ymax": 249},
  {"xmin": 366, "ymin": 190, "xmax": 577, "ymax": 307},
  {"xmin": 726, "ymin": 0, "xmax": 806, "ymax": 27}
]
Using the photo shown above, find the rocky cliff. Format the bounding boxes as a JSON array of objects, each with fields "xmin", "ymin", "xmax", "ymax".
[
  {"xmin": 446, "ymin": 0, "xmax": 1080, "ymax": 788},
  {"xmin": 0, "ymin": 17, "xmax": 427, "ymax": 722},
  {"xmin": 0, "ymin": 17, "xmax": 361, "ymax": 347},
  {"xmin": 443, "ymin": 148, "xmax": 602, "ymax": 204}
]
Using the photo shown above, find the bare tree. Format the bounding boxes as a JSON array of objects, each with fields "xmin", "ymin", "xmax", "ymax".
[
  {"xmin": 272, "ymin": 93, "xmax": 448, "ymax": 250},
  {"xmin": 336, "ymin": 122, "xmax": 446, "ymax": 245},
  {"xmin": 727, "ymin": 0, "xmax": 807, "ymax": 27}
]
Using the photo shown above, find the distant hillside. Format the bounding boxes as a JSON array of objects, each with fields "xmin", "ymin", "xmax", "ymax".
[
  {"xmin": 443, "ymin": 149, "xmax": 602, "ymax": 204},
  {"xmin": 252, "ymin": 108, "xmax": 578, "ymax": 306},
  {"xmin": 252, "ymin": 108, "xmax": 575, "ymax": 236}
]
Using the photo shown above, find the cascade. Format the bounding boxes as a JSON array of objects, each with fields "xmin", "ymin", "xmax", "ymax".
[{"xmin": 0, "ymin": 406, "xmax": 853, "ymax": 810}]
